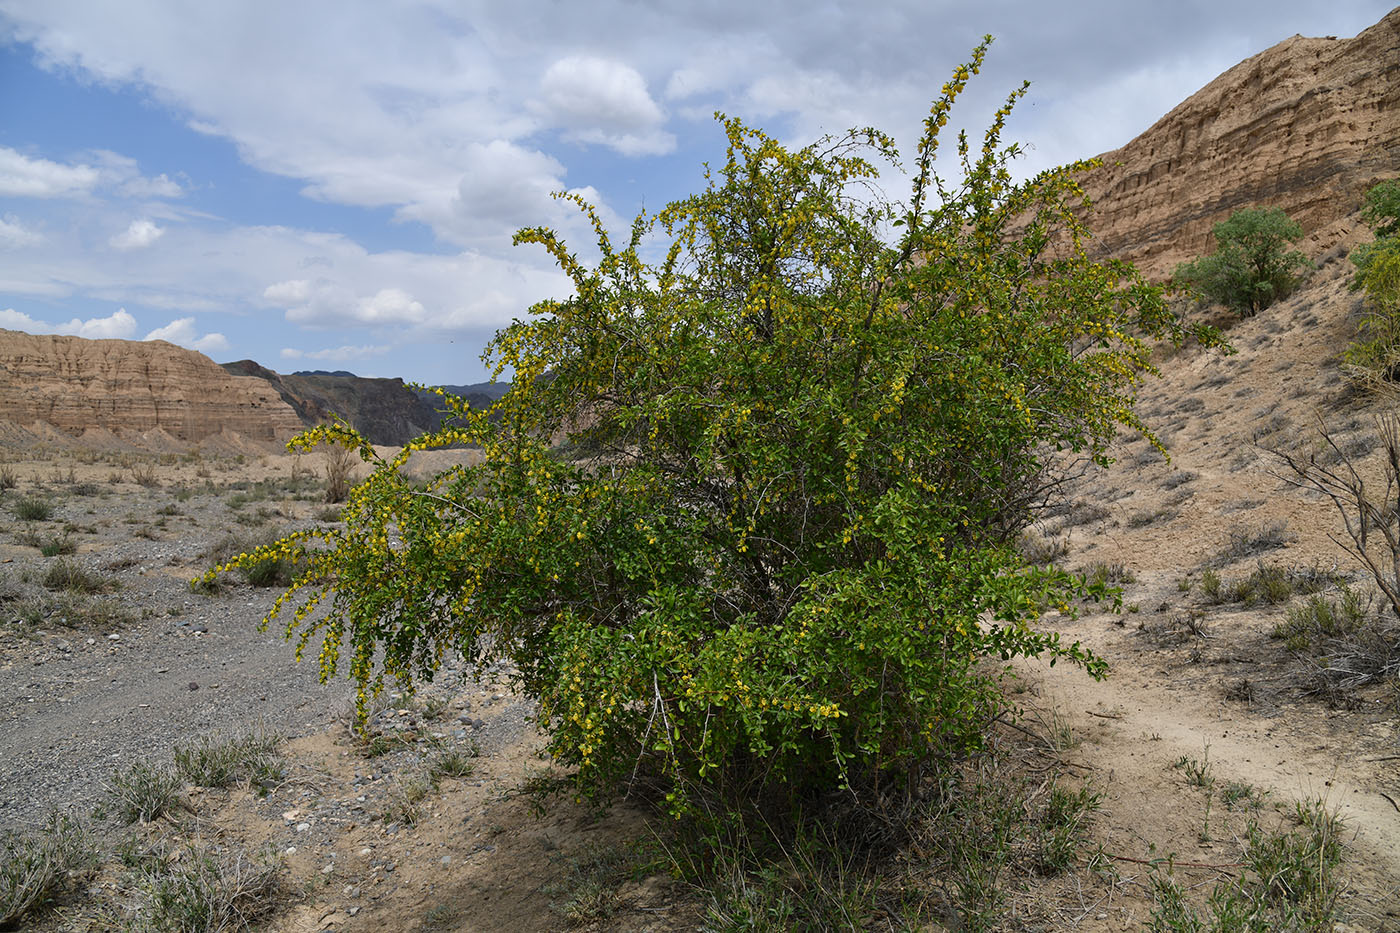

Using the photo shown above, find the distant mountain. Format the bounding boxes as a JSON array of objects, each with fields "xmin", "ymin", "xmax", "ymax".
[{"xmin": 222, "ymin": 361, "xmax": 508, "ymax": 445}]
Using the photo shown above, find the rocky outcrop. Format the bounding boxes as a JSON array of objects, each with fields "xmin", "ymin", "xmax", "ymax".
[
  {"xmin": 219, "ymin": 363, "xmax": 506, "ymax": 446},
  {"xmin": 0, "ymin": 330, "xmax": 304, "ymax": 443},
  {"xmin": 220, "ymin": 360, "xmax": 434, "ymax": 446},
  {"xmin": 1077, "ymin": 8, "xmax": 1400, "ymax": 279}
]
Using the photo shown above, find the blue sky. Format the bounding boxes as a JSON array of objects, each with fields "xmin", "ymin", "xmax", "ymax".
[{"xmin": 0, "ymin": 0, "xmax": 1393, "ymax": 385}]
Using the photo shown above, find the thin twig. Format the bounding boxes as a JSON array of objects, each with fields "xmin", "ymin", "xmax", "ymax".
[{"xmin": 1105, "ymin": 852, "xmax": 1242, "ymax": 871}]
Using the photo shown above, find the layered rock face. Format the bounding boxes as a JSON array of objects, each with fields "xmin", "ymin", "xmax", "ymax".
[
  {"xmin": 220, "ymin": 360, "xmax": 435, "ymax": 446},
  {"xmin": 1077, "ymin": 8, "xmax": 1400, "ymax": 279},
  {"xmin": 220, "ymin": 361, "xmax": 504, "ymax": 446},
  {"xmin": 0, "ymin": 330, "xmax": 303, "ymax": 444}
]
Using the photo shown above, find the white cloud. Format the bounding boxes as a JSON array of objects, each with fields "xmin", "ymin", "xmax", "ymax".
[
  {"xmin": 263, "ymin": 279, "xmax": 311, "ymax": 304},
  {"xmin": 0, "ymin": 146, "xmax": 182, "ymax": 202},
  {"xmin": 355, "ymin": 288, "xmax": 425, "ymax": 325},
  {"xmin": 0, "ymin": 306, "xmax": 138, "ymax": 339},
  {"xmin": 274, "ymin": 281, "xmax": 427, "ymax": 328},
  {"xmin": 538, "ymin": 56, "xmax": 674, "ymax": 156},
  {"xmin": 280, "ymin": 343, "xmax": 388, "ymax": 362},
  {"xmin": 143, "ymin": 316, "xmax": 228, "ymax": 353},
  {"xmin": 2, "ymin": 0, "xmax": 1392, "ymax": 383},
  {"xmin": 0, "ymin": 215, "xmax": 44, "ymax": 248},
  {"xmin": 110, "ymin": 219, "xmax": 165, "ymax": 250},
  {"xmin": 0, "ymin": 147, "xmax": 100, "ymax": 198},
  {"xmin": 120, "ymin": 172, "xmax": 183, "ymax": 199}
]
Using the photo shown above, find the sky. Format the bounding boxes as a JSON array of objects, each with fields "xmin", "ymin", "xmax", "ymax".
[{"xmin": 0, "ymin": 1, "xmax": 1393, "ymax": 386}]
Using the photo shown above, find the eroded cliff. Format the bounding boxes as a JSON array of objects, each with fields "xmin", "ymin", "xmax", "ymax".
[
  {"xmin": 0, "ymin": 330, "xmax": 303, "ymax": 444},
  {"xmin": 1077, "ymin": 8, "xmax": 1399, "ymax": 279}
]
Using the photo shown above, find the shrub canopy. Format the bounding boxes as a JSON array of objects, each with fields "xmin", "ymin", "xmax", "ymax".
[
  {"xmin": 1345, "ymin": 179, "xmax": 1400, "ymax": 383},
  {"xmin": 217, "ymin": 42, "xmax": 1217, "ymax": 822},
  {"xmin": 1174, "ymin": 207, "xmax": 1311, "ymax": 315}
]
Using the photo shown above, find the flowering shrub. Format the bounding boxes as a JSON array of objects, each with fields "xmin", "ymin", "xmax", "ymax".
[{"xmin": 208, "ymin": 42, "xmax": 1216, "ymax": 822}]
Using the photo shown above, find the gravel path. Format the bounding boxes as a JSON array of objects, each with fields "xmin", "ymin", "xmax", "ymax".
[{"xmin": 0, "ymin": 465, "xmax": 353, "ymax": 832}]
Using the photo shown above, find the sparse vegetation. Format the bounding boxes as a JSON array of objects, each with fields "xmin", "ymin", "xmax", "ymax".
[
  {"xmin": 41, "ymin": 558, "xmax": 113, "ymax": 594},
  {"xmin": 13, "ymin": 496, "xmax": 55, "ymax": 521},
  {"xmin": 129, "ymin": 461, "xmax": 160, "ymax": 488},
  {"xmin": 201, "ymin": 529, "xmax": 300, "ymax": 588},
  {"xmin": 1148, "ymin": 797, "xmax": 1346, "ymax": 932},
  {"xmin": 1161, "ymin": 469, "xmax": 1198, "ymax": 490},
  {"xmin": 429, "ymin": 746, "xmax": 477, "ymax": 779},
  {"xmin": 173, "ymin": 727, "xmax": 285, "ymax": 792},
  {"xmin": 545, "ymin": 843, "xmax": 636, "ymax": 927},
  {"xmin": 1085, "ymin": 561, "xmax": 1135, "ymax": 586},
  {"xmin": 123, "ymin": 840, "xmax": 283, "ymax": 933},
  {"xmin": 1173, "ymin": 206, "xmax": 1312, "ymax": 316},
  {"xmin": 1216, "ymin": 520, "xmax": 1293, "ymax": 564},
  {"xmin": 1344, "ymin": 179, "xmax": 1400, "ymax": 387},
  {"xmin": 0, "ymin": 811, "xmax": 94, "ymax": 927},
  {"xmin": 107, "ymin": 761, "xmax": 185, "ymax": 825},
  {"xmin": 324, "ymin": 441, "xmax": 357, "ymax": 503},
  {"xmin": 381, "ymin": 774, "xmax": 434, "ymax": 827}
]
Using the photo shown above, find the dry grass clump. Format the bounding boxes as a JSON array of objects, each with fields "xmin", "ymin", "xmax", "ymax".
[
  {"xmin": 198, "ymin": 528, "xmax": 300, "ymax": 589},
  {"xmin": 129, "ymin": 461, "xmax": 160, "ymax": 488},
  {"xmin": 106, "ymin": 762, "xmax": 185, "ymax": 825},
  {"xmin": 12, "ymin": 495, "xmax": 55, "ymax": 521},
  {"xmin": 1214, "ymin": 520, "xmax": 1293, "ymax": 564},
  {"xmin": 122, "ymin": 840, "xmax": 283, "ymax": 933},
  {"xmin": 1273, "ymin": 586, "xmax": 1400, "ymax": 698},
  {"xmin": 324, "ymin": 444, "xmax": 357, "ymax": 503},
  {"xmin": 173, "ymin": 727, "xmax": 285, "ymax": 792},
  {"xmin": 0, "ymin": 812, "xmax": 94, "ymax": 927},
  {"xmin": 1147, "ymin": 797, "xmax": 1346, "ymax": 931},
  {"xmin": 42, "ymin": 558, "xmax": 115, "ymax": 594}
]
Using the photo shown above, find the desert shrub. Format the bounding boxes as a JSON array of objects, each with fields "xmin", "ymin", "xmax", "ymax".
[
  {"xmin": 1149, "ymin": 797, "xmax": 1345, "ymax": 931},
  {"xmin": 41, "ymin": 559, "xmax": 112, "ymax": 594},
  {"xmin": 1161, "ymin": 469, "xmax": 1198, "ymax": 490},
  {"xmin": 13, "ymin": 591, "xmax": 136, "ymax": 630},
  {"xmin": 38, "ymin": 533, "xmax": 76, "ymax": 557},
  {"xmin": 0, "ymin": 465, "xmax": 17, "ymax": 490},
  {"xmin": 202, "ymin": 530, "xmax": 299, "ymax": 588},
  {"xmin": 1344, "ymin": 180, "xmax": 1400, "ymax": 386},
  {"xmin": 215, "ymin": 44, "xmax": 1217, "ymax": 828},
  {"xmin": 1274, "ymin": 586, "xmax": 1369, "ymax": 650},
  {"xmin": 129, "ymin": 461, "xmax": 159, "ymax": 488},
  {"xmin": 1216, "ymin": 520, "xmax": 1293, "ymax": 564},
  {"xmin": 1085, "ymin": 562, "xmax": 1135, "ymax": 586},
  {"xmin": 324, "ymin": 441, "xmax": 358, "ymax": 503},
  {"xmin": 13, "ymin": 496, "xmax": 54, "ymax": 521},
  {"xmin": 1173, "ymin": 207, "xmax": 1311, "ymax": 316}
]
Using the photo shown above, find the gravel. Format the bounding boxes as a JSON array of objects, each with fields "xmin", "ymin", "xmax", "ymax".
[{"xmin": 0, "ymin": 470, "xmax": 353, "ymax": 831}]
